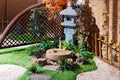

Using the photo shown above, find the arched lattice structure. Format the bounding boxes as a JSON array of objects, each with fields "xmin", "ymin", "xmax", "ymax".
[{"xmin": 0, "ymin": 3, "xmax": 63, "ymax": 48}]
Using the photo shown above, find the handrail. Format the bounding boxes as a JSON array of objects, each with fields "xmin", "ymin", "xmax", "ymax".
[{"xmin": 0, "ymin": 3, "xmax": 45, "ymax": 46}]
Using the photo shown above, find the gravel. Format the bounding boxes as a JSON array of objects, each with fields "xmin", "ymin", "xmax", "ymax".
[{"xmin": 76, "ymin": 57, "xmax": 120, "ymax": 80}]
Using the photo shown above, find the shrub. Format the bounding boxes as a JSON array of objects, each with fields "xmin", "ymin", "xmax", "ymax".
[
  {"xmin": 29, "ymin": 64, "xmax": 44, "ymax": 73},
  {"xmin": 57, "ymin": 58, "xmax": 79, "ymax": 71},
  {"xmin": 25, "ymin": 45, "xmax": 40, "ymax": 56},
  {"xmin": 79, "ymin": 44, "xmax": 94, "ymax": 59},
  {"xmin": 28, "ymin": 8, "xmax": 47, "ymax": 41},
  {"xmin": 62, "ymin": 41, "xmax": 75, "ymax": 51},
  {"xmin": 39, "ymin": 39, "xmax": 59, "ymax": 51}
]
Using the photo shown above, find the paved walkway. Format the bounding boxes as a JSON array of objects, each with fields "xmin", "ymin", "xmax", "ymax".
[
  {"xmin": 76, "ymin": 57, "xmax": 120, "ymax": 80},
  {"xmin": 0, "ymin": 64, "xmax": 26, "ymax": 80}
]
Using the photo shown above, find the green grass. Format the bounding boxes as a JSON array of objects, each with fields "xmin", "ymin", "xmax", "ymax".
[
  {"xmin": 0, "ymin": 50, "xmax": 32, "ymax": 68},
  {"xmin": 18, "ymin": 71, "xmax": 31, "ymax": 80},
  {"xmin": 0, "ymin": 47, "xmax": 97, "ymax": 80},
  {"xmin": 50, "ymin": 70, "xmax": 80, "ymax": 80},
  {"xmin": 0, "ymin": 47, "xmax": 25, "ymax": 54},
  {"xmin": 18, "ymin": 59, "xmax": 97, "ymax": 80},
  {"xmin": 80, "ymin": 59, "xmax": 97, "ymax": 72}
]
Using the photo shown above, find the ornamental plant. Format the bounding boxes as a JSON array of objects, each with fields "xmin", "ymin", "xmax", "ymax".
[{"xmin": 28, "ymin": 8, "xmax": 47, "ymax": 42}]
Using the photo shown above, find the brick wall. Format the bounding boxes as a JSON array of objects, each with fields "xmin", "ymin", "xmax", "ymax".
[{"xmin": 83, "ymin": 0, "xmax": 120, "ymax": 43}]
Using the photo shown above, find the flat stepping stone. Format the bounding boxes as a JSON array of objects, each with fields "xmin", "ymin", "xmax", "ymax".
[
  {"xmin": 44, "ymin": 65, "xmax": 59, "ymax": 71},
  {"xmin": 30, "ymin": 73, "xmax": 51, "ymax": 80},
  {"xmin": 0, "ymin": 64, "xmax": 26, "ymax": 80}
]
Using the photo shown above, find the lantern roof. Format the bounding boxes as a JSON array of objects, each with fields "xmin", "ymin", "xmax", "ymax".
[{"xmin": 60, "ymin": 2, "xmax": 77, "ymax": 16}]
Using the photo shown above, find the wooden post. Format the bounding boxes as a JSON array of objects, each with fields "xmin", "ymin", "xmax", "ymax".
[
  {"xmin": 59, "ymin": 37, "xmax": 62, "ymax": 49},
  {"xmin": 106, "ymin": 36, "xmax": 108, "ymax": 60},
  {"xmin": 95, "ymin": 33, "xmax": 97, "ymax": 56},
  {"xmin": 109, "ymin": 40, "xmax": 113, "ymax": 65},
  {"xmin": 99, "ymin": 37, "xmax": 102, "ymax": 58},
  {"xmin": 7, "ymin": 19, "xmax": 9, "ymax": 25},
  {"xmin": 119, "ymin": 42, "xmax": 120, "ymax": 69},
  {"xmin": 92, "ymin": 34, "xmax": 94, "ymax": 53},
  {"xmin": 1, "ymin": 18, "xmax": 4, "ymax": 32}
]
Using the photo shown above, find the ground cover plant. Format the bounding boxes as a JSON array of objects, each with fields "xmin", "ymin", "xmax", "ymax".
[{"xmin": 0, "ymin": 39, "xmax": 97, "ymax": 80}]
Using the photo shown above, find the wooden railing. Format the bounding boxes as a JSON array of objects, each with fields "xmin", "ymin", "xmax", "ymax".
[{"xmin": 93, "ymin": 33, "xmax": 120, "ymax": 70}]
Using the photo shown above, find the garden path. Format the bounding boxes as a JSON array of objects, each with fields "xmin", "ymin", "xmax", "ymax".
[
  {"xmin": 0, "ymin": 64, "xmax": 26, "ymax": 80},
  {"xmin": 76, "ymin": 57, "xmax": 120, "ymax": 80}
]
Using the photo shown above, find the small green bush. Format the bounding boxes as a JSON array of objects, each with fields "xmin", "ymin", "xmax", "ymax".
[
  {"xmin": 25, "ymin": 45, "xmax": 40, "ymax": 56},
  {"xmin": 39, "ymin": 39, "xmax": 59, "ymax": 51},
  {"xmin": 29, "ymin": 64, "xmax": 44, "ymax": 73},
  {"xmin": 79, "ymin": 45, "xmax": 94, "ymax": 59},
  {"xmin": 62, "ymin": 41, "xmax": 75, "ymax": 51},
  {"xmin": 57, "ymin": 58, "xmax": 79, "ymax": 71}
]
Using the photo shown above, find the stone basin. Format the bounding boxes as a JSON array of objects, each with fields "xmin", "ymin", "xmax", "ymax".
[{"xmin": 46, "ymin": 48, "xmax": 71, "ymax": 61}]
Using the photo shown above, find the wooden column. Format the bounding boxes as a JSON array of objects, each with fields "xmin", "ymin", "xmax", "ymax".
[
  {"xmin": 95, "ymin": 33, "xmax": 97, "ymax": 56},
  {"xmin": 99, "ymin": 37, "xmax": 102, "ymax": 58},
  {"xmin": 119, "ymin": 42, "xmax": 120, "ymax": 69},
  {"xmin": 109, "ymin": 40, "xmax": 113, "ymax": 64},
  {"xmin": 106, "ymin": 36, "xmax": 108, "ymax": 60},
  {"xmin": 92, "ymin": 34, "xmax": 94, "ymax": 53}
]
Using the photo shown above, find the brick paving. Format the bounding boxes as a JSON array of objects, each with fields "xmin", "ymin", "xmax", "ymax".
[{"xmin": 76, "ymin": 57, "xmax": 120, "ymax": 80}]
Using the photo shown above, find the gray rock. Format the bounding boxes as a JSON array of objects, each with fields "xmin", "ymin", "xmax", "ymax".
[
  {"xmin": 44, "ymin": 65, "xmax": 59, "ymax": 71},
  {"xmin": 46, "ymin": 59, "xmax": 57, "ymax": 65},
  {"xmin": 37, "ymin": 58, "xmax": 47, "ymax": 66},
  {"xmin": 30, "ymin": 73, "xmax": 50, "ymax": 80},
  {"xmin": 76, "ymin": 57, "xmax": 86, "ymax": 64}
]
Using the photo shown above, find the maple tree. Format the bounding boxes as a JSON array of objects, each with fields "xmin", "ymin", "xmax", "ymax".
[{"xmin": 45, "ymin": 0, "xmax": 73, "ymax": 14}]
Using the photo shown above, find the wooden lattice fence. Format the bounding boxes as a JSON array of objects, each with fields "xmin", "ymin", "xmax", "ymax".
[{"xmin": 0, "ymin": 3, "xmax": 63, "ymax": 48}]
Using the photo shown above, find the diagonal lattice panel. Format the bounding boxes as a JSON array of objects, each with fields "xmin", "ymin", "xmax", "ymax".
[{"xmin": 0, "ymin": 7, "xmax": 63, "ymax": 48}]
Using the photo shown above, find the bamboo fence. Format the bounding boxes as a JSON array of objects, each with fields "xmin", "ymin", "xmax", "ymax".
[{"xmin": 93, "ymin": 33, "xmax": 120, "ymax": 70}]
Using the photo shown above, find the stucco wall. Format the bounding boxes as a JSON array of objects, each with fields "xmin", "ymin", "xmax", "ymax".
[
  {"xmin": 7, "ymin": 0, "xmax": 37, "ymax": 20},
  {"xmin": 0, "ymin": 0, "xmax": 5, "ymax": 19},
  {"xmin": 0, "ymin": 0, "xmax": 37, "ymax": 20}
]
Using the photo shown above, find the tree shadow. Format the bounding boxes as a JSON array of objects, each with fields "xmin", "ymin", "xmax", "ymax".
[{"xmin": 76, "ymin": 1, "xmax": 100, "ymax": 51}]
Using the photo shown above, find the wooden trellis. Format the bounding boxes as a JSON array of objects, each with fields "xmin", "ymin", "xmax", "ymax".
[{"xmin": 0, "ymin": 3, "xmax": 63, "ymax": 48}]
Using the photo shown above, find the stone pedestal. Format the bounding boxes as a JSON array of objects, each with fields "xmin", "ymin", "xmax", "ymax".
[
  {"xmin": 64, "ymin": 28, "xmax": 74, "ymax": 43},
  {"xmin": 46, "ymin": 49, "xmax": 71, "ymax": 61}
]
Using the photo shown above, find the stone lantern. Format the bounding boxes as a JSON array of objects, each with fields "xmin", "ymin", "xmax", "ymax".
[{"xmin": 60, "ymin": 2, "xmax": 77, "ymax": 44}]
